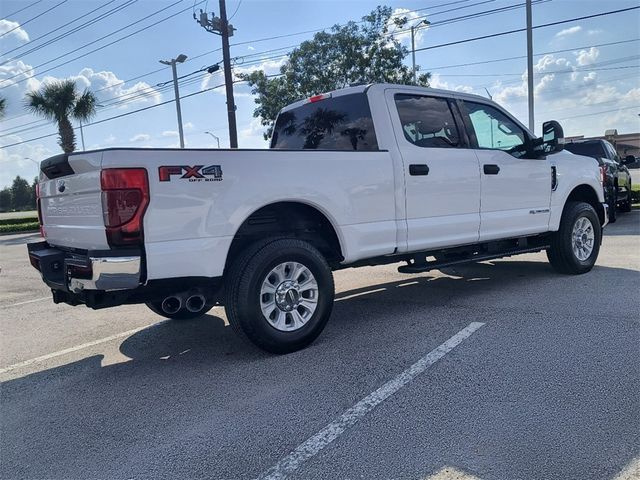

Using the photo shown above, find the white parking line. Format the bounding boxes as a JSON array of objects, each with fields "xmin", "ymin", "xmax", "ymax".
[
  {"xmin": 5, "ymin": 297, "xmax": 50, "ymax": 307},
  {"xmin": 0, "ymin": 320, "xmax": 169, "ymax": 375},
  {"xmin": 256, "ymin": 321, "xmax": 485, "ymax": 480}
]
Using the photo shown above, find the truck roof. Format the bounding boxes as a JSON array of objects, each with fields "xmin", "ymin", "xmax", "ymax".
[{"xmin": 280, "ymin": 83, "xmax": 492, "ymax": 113}]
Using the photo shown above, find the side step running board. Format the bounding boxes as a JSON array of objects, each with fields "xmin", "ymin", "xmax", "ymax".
[{"xmin": 397, "ymin": 245, "xmax": 550, "ymax": 274}]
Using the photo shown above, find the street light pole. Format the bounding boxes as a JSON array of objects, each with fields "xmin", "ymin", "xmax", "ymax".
[
  {"xmin": 160, "ymin": 54, "xmax": 188, "ymax": 148},
  {"xmin": 409, "ymin": 19, "xmax": 429, "ymax": 85},
  {"xmin": 205, "ymin": 131, "xmax": 220, "ymax": 148},
  {"xmin": 79, "ymin": 120, "xmax": 85, "ymax": 150}
]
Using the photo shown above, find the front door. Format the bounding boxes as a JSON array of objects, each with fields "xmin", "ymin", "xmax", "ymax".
[
  {"xmin": 461, "ymin": 100, "xmax": 552, "ymax": 241},
  {"xmin": 388, "ymin": 91, "xmax": 481, "ymax": 252}
]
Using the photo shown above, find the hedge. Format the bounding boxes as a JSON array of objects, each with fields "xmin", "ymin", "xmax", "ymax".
[
  {"xmin": 0, "ymin": 216, "xmax": 38, "ymax": 226},
  {"xmin": 0, "ymin": 222, "xmax": 39, "ymax": 234}
]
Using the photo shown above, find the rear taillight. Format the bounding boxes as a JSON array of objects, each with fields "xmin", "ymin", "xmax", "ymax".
[
  {"xmin": 599, "ymin": 165, "xmax": 606, "ymax": 185},
  {"xmin": 35, "ymin": 182, "xmax": 44, "ymax": 238},
  {"xmin": 100, "ymin": 168, "xmax": 149, "ymax": 247}
]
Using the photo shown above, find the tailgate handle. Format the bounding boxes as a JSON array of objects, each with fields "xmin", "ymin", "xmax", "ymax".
[
  {"xmin": 483, "ymin": 164, "xmax": 500, "ymax": 175},
  {"xmin": 409, "ymin": 164, "xmax": 430, "ymax": 176}
]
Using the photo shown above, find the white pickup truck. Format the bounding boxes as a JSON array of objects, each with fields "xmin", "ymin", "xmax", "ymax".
[{"xmin": 28, "ymin": 83, "xmax": 608, "ymax": 353}]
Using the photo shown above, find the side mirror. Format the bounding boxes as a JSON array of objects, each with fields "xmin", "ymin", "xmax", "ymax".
[
  {"xmin": 541, "ymin": 120, "xmax": 564, "ymax": 154},
  {"xmin": 623, "ymin": 155, "xmax": 635, "ymax": 165}
]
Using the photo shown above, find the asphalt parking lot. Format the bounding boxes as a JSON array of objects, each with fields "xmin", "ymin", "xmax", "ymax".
[{"xmin": 1, "ymin": 211, "xmax": 639, "ymax": 480}]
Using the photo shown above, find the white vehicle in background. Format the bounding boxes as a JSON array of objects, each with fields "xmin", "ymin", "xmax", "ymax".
[{"xmin": 28, "ymin": 84, "xmax": 608, "ymax": 353}]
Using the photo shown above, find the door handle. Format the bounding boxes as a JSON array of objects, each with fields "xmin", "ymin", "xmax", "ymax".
[
  {"xmin": 483, "ymin": 164, "xmax": 500, "ymax": 175},
  {"xmin": 409, "ymin": 164, "xmax": 429, "ymax": 176}
]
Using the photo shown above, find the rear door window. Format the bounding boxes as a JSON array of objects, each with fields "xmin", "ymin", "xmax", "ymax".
[
  {"xmin": 270, "ymin": 93, "xmax": 378, "ymax": 151},
  {"xmin": 394, "ymin": 94, "xmax": 461, "ymax": 148}
]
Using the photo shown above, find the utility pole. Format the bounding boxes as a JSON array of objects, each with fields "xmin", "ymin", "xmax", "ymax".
[
  {"xmin": 526, "ymin": 0, "xmax": 534, "ymax": 133},
  {"xmin": 160, "ymin": 54, "xmax": 188, "ymax": 148},
  {"xmin": 194, "ymin": 1, "xmax": 238, "ymax": 148}
]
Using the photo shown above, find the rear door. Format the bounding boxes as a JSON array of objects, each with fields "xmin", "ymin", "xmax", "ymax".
[
  {"xmin": 460, "ymin": 100, "xmax": 551, "ymax": 241},
  {"xmin": 386, "ymin": 90, "xmax": 481, "ymax": 251},
  {"xmin": 39, "ymin": 152, "xmax": 109, "ymax": 250}
]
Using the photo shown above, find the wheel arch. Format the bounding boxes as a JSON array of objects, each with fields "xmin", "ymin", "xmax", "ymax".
[
  {"xmin": 224, "ymin": 201, "xmax": 345, "ymax": 272},
  {"xmin": 561, "ymin": 184, "xmax": 606, "ymax": 227}
]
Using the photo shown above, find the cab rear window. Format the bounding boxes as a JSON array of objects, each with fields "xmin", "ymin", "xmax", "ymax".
[{"xmin": 270, "ymin": 93, "xmax": 378, "ymax": 151}]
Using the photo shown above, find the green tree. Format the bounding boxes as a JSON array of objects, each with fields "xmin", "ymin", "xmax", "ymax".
[
  {"xmin": 10, "ymin": 176, "xmax": 33, "ymax": 210},
  {"xmin": 25, "ymin": 79, "xmax": 97, "ymax": 153},
  {"xmin": 239, "ymin": 6, "xmax": 430, "ymax": 139},
  {"xmin": 0, "ymin": 96, "xmax": 6, "ymax": 119},
  {"xmin": 0, "ymin": 188, "xmax": 12, "ymax": 212}
]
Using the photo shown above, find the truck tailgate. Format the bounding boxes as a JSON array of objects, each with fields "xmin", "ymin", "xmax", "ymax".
[{"xmin": 39, "ymin": 152, "xmax": 109, "ymax": 250}]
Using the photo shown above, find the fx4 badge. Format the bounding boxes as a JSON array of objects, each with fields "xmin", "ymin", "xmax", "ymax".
[{"xmin": 158, "ymin": 165, "xmax": 223, "ymax": 182}]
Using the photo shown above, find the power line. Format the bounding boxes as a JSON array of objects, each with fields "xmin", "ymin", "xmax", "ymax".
[
  {"xmin": 0, "ymin": 0, "xmax": 68, "ymax": 39},
  {"xmin": 1, "ymin": 0, "xmax": 44, "ymax": 20},
  {"xmin": 556, "ymin": 105, "xmax": 640, "ymax": 120},
  {"xmin": 1, "ymin": 0, "xmax": 207, "ymax": 88},
  {"xmin": 1, "ymin": 0, "xmax": 133, "ymax": 62},
  {"xmin": 227, "ymin": 0, "xmax": 242, "ymax": 21},
  {"xmin": 427, "ymin": 38, "xmax": 640, "ymax": 70},
  {"xmin": 415, "ymin": 6, "xmax": 640, "ymax": 53},
  {"xmin": 0, "ymin": 76, "xmax": 284, "ymax": 149}
]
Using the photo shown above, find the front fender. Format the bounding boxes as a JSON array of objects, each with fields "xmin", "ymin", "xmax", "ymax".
[{"xmin": 549, "ymin": 151, "xmax": 604, "ymax": 231}]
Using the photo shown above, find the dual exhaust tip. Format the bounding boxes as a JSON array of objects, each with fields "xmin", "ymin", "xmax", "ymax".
[{"xmin": 161, "ymin": 293, "xmax": 206, "ymax": 315}]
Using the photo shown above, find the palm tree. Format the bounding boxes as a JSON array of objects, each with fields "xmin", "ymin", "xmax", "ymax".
[
  {"xmin": 25, "ymin": 80, "xmax": 97, "ymax": 153},
  {"xmin": 0, "ymin": 96, "xmax": 6, "ymax": 118}
]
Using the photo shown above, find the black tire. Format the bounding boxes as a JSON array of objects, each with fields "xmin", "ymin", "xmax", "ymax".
[
  {"xmin": 546, "ymin": 201, "xmax": 601, "ymax": 275},
  {"xmin": 607, "ymin": 187, "xmax": 617, "ymax": 223},
  {"xmin": 146, "ymin": 300, "xmax": 214, "ymax": 320},
  {"xmin": 224, "ymin": 238, "xmax": 335, "ymax": 354},
  {"xmin": 620, "ymin": 183, "xmax": 632, "ymax": 213}
]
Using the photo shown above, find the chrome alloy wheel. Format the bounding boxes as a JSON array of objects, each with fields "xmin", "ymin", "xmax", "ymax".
[
  {"xmin": 571, "ymin": 216, "xmax": 595, "ymax": 261},
  {"xmin": 259, "ymin": 262, "xmax": 319, "ymax": 331}
]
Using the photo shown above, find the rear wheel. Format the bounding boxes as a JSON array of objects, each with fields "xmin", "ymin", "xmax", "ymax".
[
  {"xmin": 546, "ymin": 201, "xmax": 601, "ymax": 275},
  {"xmin": 224, "ymin": 238, "xmax": 335, "ymax": 354}
]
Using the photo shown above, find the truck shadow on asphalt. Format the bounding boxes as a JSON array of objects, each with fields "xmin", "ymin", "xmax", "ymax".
[{"xmin": 2, "ymin": 260, "xmax": 639, "ymax": 479}]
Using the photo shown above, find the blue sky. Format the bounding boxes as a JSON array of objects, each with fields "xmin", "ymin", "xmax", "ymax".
[{"xmin": 1, "ymin": 0, "xmax": 639, "ymax": 187}]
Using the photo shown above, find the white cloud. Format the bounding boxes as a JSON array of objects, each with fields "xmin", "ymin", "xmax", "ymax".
[
  {"xmin": 575, "ymin": 47, "xmax": 599, "ymax": 66},
  {"xmin": 587, "ymin": 29, "xmax": 603, "ymax": 36},
  {"xmin": 161, "ymin": 130, "xmax": 178, "ymax": 137},
  {"xmin": 429, "ymin": 74, "xmax": 474, "ymax": 94},
  {"xmin": 490, "ymin": 50, "xmax": 640, "ymax": 137},
  {"xmin": 0, "ymin": 135, "xmax": 52, "ymax": 188},
  {"xmin": 555, "ymin": 26, "xmax": 582, "ymax": 38},
  {"xmin": 387, "ymin": 8, "xmax": 429, "ymax": 48},
  {"xmin": 184, "ymin": 122, "xmax": 195, "ymax": 130},
  {"xmin": 103, "ymin": 134, "xmax": 116, "ymax": 144},
  {"xmin": 238, "ymin": 117, "xmax": 269, "ymax": 149},
  {"xmin": 0, "ymin": 60, "xmax": 40, "ymax": 117},
  {"xmin": 130, "ymin": 133, "xmax": 150, "ymax": 142},
  {"xmin": 247, "ymin": 45, "xmax": 255, "ymax": 51},
  {"xmin": 0, "ymin": 19, "xmax": 29, "ymax": 43}
]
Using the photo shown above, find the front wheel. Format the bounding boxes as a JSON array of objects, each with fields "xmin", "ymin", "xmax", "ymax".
[
  {"xmin": 224, "ymin": 238, "xmax": 335, "ymax": 354},
  {"xmin": 547, "ymin": 201, "xmax": 601, "ymax": 275}
]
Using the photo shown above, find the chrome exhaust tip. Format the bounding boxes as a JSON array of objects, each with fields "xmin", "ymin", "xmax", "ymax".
[
  {"xmin": 161, "ymin": 296, "xmax": 182, "ymax": 315},
  {"xmin": 185, "ymin": 294, "xmax": 206, "ymax": 313}
]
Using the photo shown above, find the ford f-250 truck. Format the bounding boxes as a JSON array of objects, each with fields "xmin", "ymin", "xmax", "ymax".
[{"xmin": 28, "ymin": 84, "xmax": 609, "ymax": 353}]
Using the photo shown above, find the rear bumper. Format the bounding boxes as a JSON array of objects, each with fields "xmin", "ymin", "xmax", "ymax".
[{"xmin": 27, "ymin": 241, "xmax": 142, "ymax": 293}]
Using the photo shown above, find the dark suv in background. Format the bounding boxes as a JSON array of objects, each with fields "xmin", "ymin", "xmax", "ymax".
[{"xmin": 565, "ymin": 139, "xmax": 633, "ymax": 222}]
